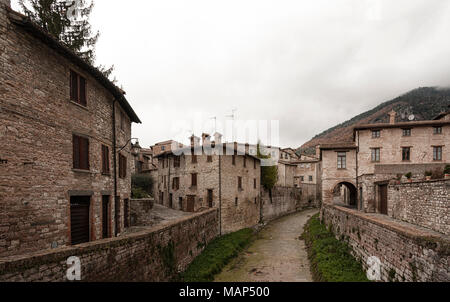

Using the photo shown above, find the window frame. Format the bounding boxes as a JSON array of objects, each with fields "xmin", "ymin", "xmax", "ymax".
[
  {"xmin": 433, "ymin": 126, "xmax": 443, "ymax": 135},
  {"xmin": 70, "ymin": 70, "xmax": 87, "ymax": 107},
  {"xmin": 337, "ymin": 152, "xmax": 347, "ymax": 169},
  {"xmin": 101, "ymin": 145, "xmax": 110, "ymax": 175},
  {"xmin": 402, "ymin": 129, "xmax": 411, "ymax": 137},
  {"xmin": 73, "ymin": 134, "xmax": 90, "ymax": 171},
  {"xmin": 371, "ymin": 148, "xmax": 381, "ymax": 162},
  {"xmin": 372, "ymin": 130, "xmax": 381, "ymax": 139},
  {"xmin": 433, "ymin": 146, "xmax": 443, "ymax": 161},
  {"xmin": 118, "ymin": 154, "xmax": 127, "ymax": 179},
  {"xmin": 402, "ymin": 147, "xmax": 411, "ymax": 161},
  {"xmin": 191, "ymin": 173, "xmax": 198, "ymax": 187}
]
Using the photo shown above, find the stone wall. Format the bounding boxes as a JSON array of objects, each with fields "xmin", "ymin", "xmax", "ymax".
[
  {"xmin": 321, "ymin": 205, "xmax": 450, "ymax": 282},
  {"xmin": 388, "ymin": 180, "xmax": 450, "ymax": 235},
  {"xmin": 261, "ymin": 186, "xmax": 318, "ymax": 222},
  {"xmin": 130, "ymin": 198, "xmax": 155, "ymax": 227},
  {"xmin": 0, "ymin": 5, "xmax": 133, "ymax": 257},
  {"xmin": 0, "ymin": 209, "xmax": 218, "ymax": 282}
]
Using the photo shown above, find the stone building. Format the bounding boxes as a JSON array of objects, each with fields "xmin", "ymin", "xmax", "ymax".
[
  {"xmin": 321, "ymin": 110, "xmax": 450, "ymax": 213},
  {"xmin": 151, "ymin": 140, "xmax": 184, "ymax": 157},
  {"xmin": 154, "ymin": 134, "xmax": 261, "ymax": 234},
  {"xmin": 0, "ymin": 2, "xmax": 141, "ymax": 257}
]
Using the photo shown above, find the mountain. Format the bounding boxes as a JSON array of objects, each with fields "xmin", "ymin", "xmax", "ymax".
[{"xmin": 297, "ymin": 87, "xmax": 450, "ymax": 155}]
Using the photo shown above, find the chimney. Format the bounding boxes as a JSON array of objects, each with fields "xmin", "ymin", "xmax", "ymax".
[
  {"xmin": 202, "ymin": 133, "xmax": 211, "ymax": 146},
  {"xmin": 214, "ymin": 132, "xmax": 222, "ymax": 145},
  {"xmin": 315, "ymin": 145, "xmax": 320, "ymax": 158},
  {"xmin": 190, "ymin": 134, "xmax": 200, "ymax": 147},
  {"xmin": 388, "ymin": 110, "xmax": 397, "ymax": 124}
]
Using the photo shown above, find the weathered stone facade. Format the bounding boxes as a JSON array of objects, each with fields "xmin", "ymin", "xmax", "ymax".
[
  {"xmin": 0, "ymin": 209, "xmax": 218, "ymax": 282},
  {"xmin": 0, "ymin": 4, "xmax": 140, "ymax": 257},
  {"xmin": 156, "ymin": 141, "xmax": 261, "ymax": 234},
  {"xmin": 388, "ymin": 180, "xmax": 450, "ymax": 235},
  {"xmin": 321, "ymin": 205, "xmax": 450, "ymax": 282}
]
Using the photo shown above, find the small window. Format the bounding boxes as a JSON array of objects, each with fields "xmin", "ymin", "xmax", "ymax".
[
  {"xmin": 101, "ymin": 145, "xmax": 110, "ymax": 174},
  {"xmin": 337, "ymin": 152, "xmax": 346, "ymax": 169},
  {"xmin": 433, "ymin": 146, "xmax": 443, "ymax": 161},
  {"xmin": 402, "ymin": 147, "xmax": 411, "ymax": 161},
  {"xmin": 235, "ymin": 197, "xmax": 238, "ymax": 206},
  {"xmin": 174, "ymin": 156, "xmax": 181, "ymax": 168},
  {"xmin": 207, "ymin": 189, "xmax": 213, "ymax": 208},
  {"xmin": 402, "ymin": 129, "xmax": 411, "ymax": 137},
  {"xmin": 372, "ymin": 130, "xmax": 381, "ymax": 138},
  {"xmin": 191, "ymin": 173, "xmax": 198, "ymax": 186},
  {"xmin": 244, "ymin": 157, "xmax": 247, "ymax": 168},
  {"xmin": 433, "ymin": 127, "xmax": 442, "ymax": 134},
  {"xmin": 172, "ymin": 177, "xmax": 180, "ymax": 190},
  {"xmin": 232, "ymin": 155, "xmax": 236, "ymax": 165},
  {"xmin": 70, "ymin": 70, "xmax": 87, "ymax": 106},
  {"xmin": 238, "ymin": 177, "xmax": 242, "ymax": 190},
  {"xmin": 371, "ymin": 148, "xmax": 381, "ymax": 162},
  {"xmin": 254, "ymin": 178, "xmax": 257, "ymax": 189},
  {"xmin": 73, "ymin": 134, "xmax": 89, "ymax": 170},
  {"xmin": 179, "ymin": 197, "xmax": 183, "ymax": 210},
  {"xmin": 119, "ymin": 154, "xmax": 127, "ymax": 178},
  {"xmin": 300, "ymin": 176, "xmax": 305, "ymax": 182},
  {"xmin": 161, "ymin": 146, "xmax": 166, "ymax": 151},
  {"xmin": 309, "ymin": 176, "xmax": 313, "ymax": 182},
  {"xmin": 207, "ymin": 155, "xmax": 213, "ymax": 163}
]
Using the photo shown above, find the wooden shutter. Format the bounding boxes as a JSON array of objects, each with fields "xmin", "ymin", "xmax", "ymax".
[
  {"xmin": 79, "ymin": 76, "xmax": 87, "ymax": 106},
  {"xmin": 73, "ymin": 135, "xmax": 79, "ymax": 169},
  {"xmin": 70, "ymin": 70, "xmax": 78, "ymax": 101},
  {"xmin": 70, "ymin": 196, "xmax": 90, "ymax": 245},
  {"xmin": 79, "ymin": 136, "xmax": 89, "ymax": 170},
  {"xmin": 192, "ymin": 173, "xmax": 197, "ymax": 186}
]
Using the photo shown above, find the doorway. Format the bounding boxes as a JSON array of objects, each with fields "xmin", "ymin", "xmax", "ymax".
[
  {"xmin": 70, "ymin": 196, "xmax": 90, "ymax": 245},
  {"xmin": 187, "ymin": 195, "xmax": 195, "ymax": 212},
  {"xmin": 378, "ymin": 184, "xmax": 388, "ymax": 215},
  {"xmin": 102, "ymin": 195, "xmax": 110, "ymax": 239}
]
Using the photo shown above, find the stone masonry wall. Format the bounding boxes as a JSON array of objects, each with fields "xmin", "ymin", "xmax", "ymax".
[
  {"xmin": 261, "ymin": 186, "xmax": 317, "ymax": 222},
  {"xmin": 0, "ymin": 209, "xmax": 218, "ymax": 282},
  {"xmin": 388, "ymin": 180, "xmax": 450, "ymax": 235},
  {"xmin": 321, "ymin": 205, "xmax": 450, "ymax": 282},
  {"xmin": 130, "ymin": 198, "xmax": 155, "ymax": 227}
]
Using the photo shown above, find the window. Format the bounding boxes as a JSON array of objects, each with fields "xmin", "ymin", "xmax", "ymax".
[
  {"xmin": 179, "ymin": 197, "xmax": 183, "ymax": 210},
  {"xmin": 309, "ymin": 176, "xmax": 313, "ymax": 182},
  {"xmin": 232, "ymin": 155, "xmax": 236, "ymax": 165},
  {"xmin": 73, "ymin": 134, "xmax": 89, "ymax": 170},
  {"xmin": 254, "ymin": 178, "xmax": 257, "ymax": 189},
  {"xmin": 255, "ymin": 198, "xmax": 257, "ymax": 204},
  {"xmin": 161, "ymin": 146, "xmax": 166, "ymax": 151},
  {"xmin": 244, "ymin": 157, "xmax": 247, "ymax": 168},
  {"xmin": 235, "ymin": 197, "xmax": 238, "ymax": 206},
  {"xmin": 172, "ymin": 177, "xmax": 180, "ymax": 190},
  {"xmin": 207, "ymin": 155, "xmax": 213, "ymax": 163},
  {"xmin": 238, "ymin": 177, "xmax": 242, "ymax": 190},
  {"xmin": 254, "ymin": 159, "xmax": 256, "ymax": 169},
  {"xmin": 174, "ymin": 156, "xmax": 180, "ymax": 168},
  {"xmin": 159, "ymin": 191, "xmax": 164, "ymax": 204},
  {"xmin": 119, "ymin": 154, "xmax": 127, "ymax": 178},
  {"xmin": 70, "ymin": 70, "xmax": 87, "ymax": 106},
  {"xmin": 402, "ymin": 129, "xmax": 411, "ymax": 137},
  {"xmin": 101, "ymin": 145, "xmax": 110, "ymax": 174},
  {"xmin": 433, "ymin": 127, "xmax": 443, "ymax": 134},
  {"xmin": 372, "ymin": 130, "xmax": 381, "ymax": 138},
  {"xmin": 191, "ymin": 173, "xmax": 198, "ymax": 187},
  {"xmin": 433, "ymin": 146, "xmax": 443, "ymax": 161},
  {"xmin": 207, "ymin": 189, "xmax": 213, "ymax": 208},
  {"xmin": 300, "ymin": 176, "xmax": 305, "ymax": 182},
  {"xmin": 337, "ymin": 152, "xmax": 346, "ymax": 169},
  {"xmin": 402, "ymin": 147, "xmax": 411, "ymax": 161},
  {"xmin": 371, "ymin": 148, "xmax": 381, "ymax": 162}
]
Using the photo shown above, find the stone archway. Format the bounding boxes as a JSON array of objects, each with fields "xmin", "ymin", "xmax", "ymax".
[{"xmin": 332, "ymin": 182, "xmax": 357, "ymax": 208}]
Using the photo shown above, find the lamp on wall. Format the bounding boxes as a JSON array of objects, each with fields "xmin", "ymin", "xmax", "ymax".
[{"xmin": 117, "ymin": 138, "xmax": 141, "ymax": 154}]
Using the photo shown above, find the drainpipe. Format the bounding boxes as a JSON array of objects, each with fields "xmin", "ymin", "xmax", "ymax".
[
  {"xmin": 356, "ymin": 130, "xmax": 360, "ymax": 211},
  {"xmin": 219, "ymin": 150, "xmax": 222, "ymax": 236},
  {"xmin": 112, "ymin": 99, "xmax": 118, "ymax": 236}
]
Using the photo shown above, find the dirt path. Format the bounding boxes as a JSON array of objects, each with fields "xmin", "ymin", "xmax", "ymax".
[{"xmin": 214, "ymin": 209, "xmax": 318, "ymax": 282}]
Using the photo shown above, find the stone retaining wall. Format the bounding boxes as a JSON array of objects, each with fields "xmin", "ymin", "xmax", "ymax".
[
  {"xmin": 130, "ymin": 198, "xmax": 155, "ymax": 227},
  {"xmin": 388, "ymin": 180, "xmax": 450, "ymax": 235},
  {"xmin": 0, "ymin": 209, "xmax": 218, "ymax": 282},
  {"xmin": 321, "ymin": 205, "xmax": 450, "ymax": 282}
]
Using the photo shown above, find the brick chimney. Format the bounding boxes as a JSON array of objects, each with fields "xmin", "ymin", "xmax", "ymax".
[
  {"xmin": 190, "ymin": 134, "xmax": 200, "ymax": 147},
  {"xmin": 388, "ymin": 110, "xmax": 397, "ymax": 124},
  {"xmin": 201, "ymin": 133, "xmax": 211, "ymax": 146}
]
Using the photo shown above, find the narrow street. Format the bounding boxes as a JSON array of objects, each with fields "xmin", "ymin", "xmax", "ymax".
[{"xmin": 214, "ymin": 209, "xmax": 319, "ymax": 282}]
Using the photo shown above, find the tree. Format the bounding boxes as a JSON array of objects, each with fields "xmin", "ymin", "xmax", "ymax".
[
  {"xmin": 19, "ymin": 0, "xmax": 114, "ymax": 79},
  {"xmin": 257, "ymin": 143, "xmax": 278, "ymax": 191}
]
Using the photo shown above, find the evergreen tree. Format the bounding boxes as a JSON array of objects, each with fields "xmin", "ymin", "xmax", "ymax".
[{"xmin": 19, "ymin": 0, "xmax": 115, "ymax": 80}]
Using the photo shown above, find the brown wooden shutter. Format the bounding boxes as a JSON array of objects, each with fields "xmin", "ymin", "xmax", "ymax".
[
  {"xmin": 73, "ymin": 135, "xmax": 79, "ymax": 169},
  {"xmin": 70, "ymin": 71, "xmax": 78, "ymax": 101},
  {"xmin": 192, "ymin": 173, "xmax": 197, "ymax": 186},
  {"xmin": 79, "ymin": 76, "xmax": 87, "ymax": 106}
]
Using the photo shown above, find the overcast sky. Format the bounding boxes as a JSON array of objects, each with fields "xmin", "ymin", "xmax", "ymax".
[{"xmin": 13, "ymin": 0, "xmax": 450, "ymax": 148}]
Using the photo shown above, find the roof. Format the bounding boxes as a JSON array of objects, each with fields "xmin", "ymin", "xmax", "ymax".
[
  {"xmin": 353, "ymin": 120, "xmax": 450, "ymax": 131},
  {"xmin": 7, "ymin": 8, "xmax": 141, "ymax": 124},
  {"xmin": 320, "ymin": 143, "xmax": 357, "ymax": 150},
  {"xmin": 433, "ymin": 111, "xmax": 450, "ymax": 120},
  {"xmin": 155, "ymin": 143, "xmax": 261, "ymax": 161}
]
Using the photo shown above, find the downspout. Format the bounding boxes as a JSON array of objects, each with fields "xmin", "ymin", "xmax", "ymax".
[
  {"xmin": 356, "ymin": 130, "xmax": 360, "ymax": 211},
  {"xmin": 219, "ymin": 150, "xmax": 222, "ymax": 236},
  {"xmin": 112, "ymin": 99, "xmax": 118, "ymax": 236}
]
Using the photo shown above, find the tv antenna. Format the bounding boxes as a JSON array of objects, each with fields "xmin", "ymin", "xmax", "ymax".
[
  {"xmin": 210, "ymin": 116, "xmax": 217, "ymax": 133},
  {"xmin": 226, "ymin": 108, "xmax": 237, "ymax": 120}
]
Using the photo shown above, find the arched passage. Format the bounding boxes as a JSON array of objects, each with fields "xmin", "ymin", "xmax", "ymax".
[{"xmin": 332, "ymin": 182, "xmax": 357, "ymax": 208}]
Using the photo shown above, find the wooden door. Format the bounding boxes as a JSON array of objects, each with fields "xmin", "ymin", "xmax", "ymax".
[
  {"xmin": 102, "ymin": 196, "xmax": 109, "ymax": 238},
  {"xmin": 187, "ymin": 195, "xmax": 195, "ymax": 212},
  {"xmin": 70, "ymin": 196, "xmax": 90, "ymax": 245},
  {"xmin": 379, "ymin": 185, "xmax": 388, "ymax": 215}
]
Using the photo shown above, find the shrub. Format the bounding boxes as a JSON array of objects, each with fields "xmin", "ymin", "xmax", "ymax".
[
  {"xmin": 132, "ymin": 173, "xmax": 153, "ymax": 194},
  {"xmin": 444, "ymin": 165, "xmax": 450, "ymax": 175},
  {"xmin": 404, "ymin": 172, "xmax": 412, "ymax": 179},
  {"xmin": 431, "ymin": 168, "xmax": 444, "ymax": 180},
  {"xmin": 424, "ymin": 171, "xmax": 432, "ymax": 177},
  {"xmin": 257, "ymin": 144, "xmax": 278, "ymax": 190}
]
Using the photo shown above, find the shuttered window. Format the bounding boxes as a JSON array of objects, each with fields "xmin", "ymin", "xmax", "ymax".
[
  {"xmin": 191, "ymin": 173, "xmax": 197, "ymax": 187},
  {"xmin": 73, "ymin": 135, "xmax": 89, "ymax": 170},
  {"xmin": 119, "ymin": 154, "xmax": 127, "ymax": 178},
  {"xmin": 238, "ymin": 177, "xmax": 242, "ymax": 190},
  {"xmin": 70, "ymin": 70, "xmax": 87, "ymax": 106},
  {"xmin": 101, "ymin": 145, "xmax": 110, "ymax": 174}
]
